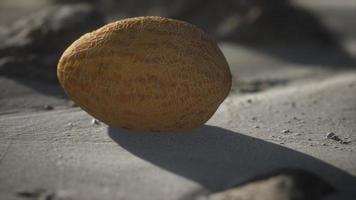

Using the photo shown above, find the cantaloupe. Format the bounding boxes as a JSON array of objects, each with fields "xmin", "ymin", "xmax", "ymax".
[{"xmin": 57, "ymin": 16, "xmax": 231, "ymax": 132}]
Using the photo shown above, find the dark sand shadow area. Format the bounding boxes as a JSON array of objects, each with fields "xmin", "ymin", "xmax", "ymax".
[{"xmin": 108, "ymin": 125, "xmax": 356, "ymax": 192}]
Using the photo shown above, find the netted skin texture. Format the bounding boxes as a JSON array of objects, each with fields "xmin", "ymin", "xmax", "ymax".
[{"xmin": 57, "ymin": 16, "xmax": 231, "ymax": 132}]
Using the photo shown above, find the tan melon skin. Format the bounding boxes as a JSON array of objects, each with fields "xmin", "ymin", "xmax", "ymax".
[{"xmin": 57, "ymin": 16, "xmax": 231, "ymax": 132}]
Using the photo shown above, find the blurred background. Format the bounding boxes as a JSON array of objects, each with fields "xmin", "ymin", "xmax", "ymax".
[{"xmin": 0, "ymin": 0, "xmax": 355, "ymax": 93}]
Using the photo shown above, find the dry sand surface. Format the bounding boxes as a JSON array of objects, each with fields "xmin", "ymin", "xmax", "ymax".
[
  {"xmin": 1, "ymin": 1, "xmax": 356, "ymax": 199},
  {"xmin": 1, "ymin": 43, "xmax": 356, "ymax": 200}
]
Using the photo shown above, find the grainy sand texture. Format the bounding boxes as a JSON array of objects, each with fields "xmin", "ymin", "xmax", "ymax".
[{"xmin": 1, "ymin": 0, "xmax": 356, "ymax": 200}]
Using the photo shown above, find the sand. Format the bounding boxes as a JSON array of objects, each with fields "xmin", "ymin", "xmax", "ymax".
[
  {"xmin": 1, "ymin": 0, "xmax": 356, "ymax": 199},
  {"xmin": 1, "ymin": 42, "xmax": 356, "ymax": 199}
]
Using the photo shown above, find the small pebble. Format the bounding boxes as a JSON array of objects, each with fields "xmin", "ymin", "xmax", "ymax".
[
  {"xmin": 91, "ymin": 118, "xmax": 100, "ymax": 125},
  {"xmin": 331, "ymin": 136, "xmax": 341, "ymax": 141},
  {"xmin": 322, "ymin": 143, "xmax": 327, "ymax": 146},
  {"xmin": 340, "ymin": 140, "xmax": 350, "ymax": 145},
  {"xmin": 246, "ymin": 99, "xmax": 252, "ymax": 103},
  {"xmin": 326, "ymin": 132, "xmax": 335, "ymax": 139},
  {"xmin": 69, "ymin": 101, "xmax": 78, "ymax": 107},
  {"xmin": 307, "ymin": 138, "xmax": 312, "ymax": 141},
  {"xmin": 294, "ymin": 133, "xmax": 301, "ymax": 136},
  {"xmin": 282, "ymin": 129, "xmax": 291, "ymax": 134},
  {"xmin": 254, "ymin": 125, "xmax": 260, "ymax": 128},
  {"xmin": 326, "ymin": 132, "xmax": 341, "ymax": 142},
  {"xmin": 251, "ymin": 117, "xmax": 257, "ymax": 120},
  {"xmin": 44, "ymin": 105, "xmax": 53, "ymax": 110}
]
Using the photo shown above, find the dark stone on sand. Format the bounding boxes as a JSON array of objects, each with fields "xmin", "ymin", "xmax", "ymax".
[
  {"xmin": 209, "ymin": 169, "xmax": 335, "ymax": 200},
  {"xmin": 44, "ymin": 104, "xmax": 54, "ymax": 110}
]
